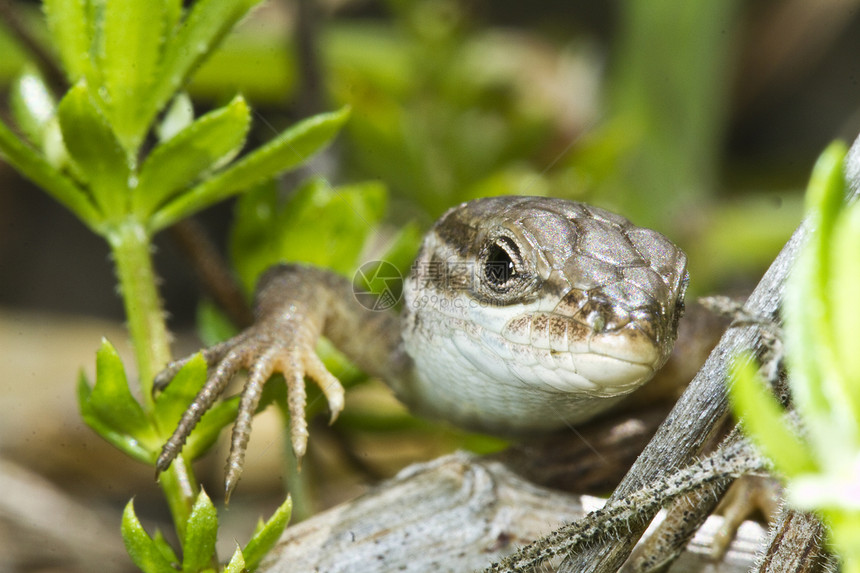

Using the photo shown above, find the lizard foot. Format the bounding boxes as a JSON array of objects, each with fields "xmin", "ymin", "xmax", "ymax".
[
  {"xmin": 711, "ymin": 474, "xmax": 783, "ymax": 560},
  {"xmin": 153, "ymin": 323, "xmax": 345, "ymax": 500}
]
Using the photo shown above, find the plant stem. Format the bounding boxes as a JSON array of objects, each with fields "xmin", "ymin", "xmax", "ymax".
[
  {"xmin": 107, "ymin": 218, "xmax": 198, "ymax": 539},
  {"xmin": 158, "ymin": 453, "xmax": 198, "ymax": 542},
  {"xmin": 108, "ymin": 220, "xmax": 171, "ymax": 407}
]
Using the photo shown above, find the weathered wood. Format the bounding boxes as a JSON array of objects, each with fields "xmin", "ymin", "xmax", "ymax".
[
  {"xmin": 620, "ymin": 479, "xmax": 730, "ymax": 573},
  {"xmin": 755, "ymin": 509, "xmax": 829, "ymax": 573},
  {"xmin": 259, "ymin": 452, "xmax": 765, "ymax": 572},
  {"xmin": 557, "ymin": 135, "xmax": 860, "ymax": 572}
]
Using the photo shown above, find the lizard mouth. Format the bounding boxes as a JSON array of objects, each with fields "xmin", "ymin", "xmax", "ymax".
[
  {"xmin": 496, "ymin": 279, "xmax": 685, "ymax": 394},
  {"xmin": 497, "ymin": 309, "xmax": 665, "ymax": 393}
]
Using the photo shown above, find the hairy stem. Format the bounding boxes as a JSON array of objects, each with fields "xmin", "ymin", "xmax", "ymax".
[
  {"xmin": 107, "ymin": 218, "xmax": 198, "ymax": 539},
  {"xmin": 108, "ymin": 220, "xmax": 171, "ymax": 405}
]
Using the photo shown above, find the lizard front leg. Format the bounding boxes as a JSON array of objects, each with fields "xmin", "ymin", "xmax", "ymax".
[{"xmin": 154, "ymin": 263, "xmax": 401, "ymax": 498}]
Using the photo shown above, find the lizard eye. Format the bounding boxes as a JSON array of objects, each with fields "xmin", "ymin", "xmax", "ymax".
[{"xmin": 483, "ymin": 237, "xmax": 520, "ymax": 290}]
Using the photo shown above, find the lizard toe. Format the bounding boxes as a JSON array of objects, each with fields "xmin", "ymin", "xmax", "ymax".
[
  {"xmin": 303, "ymin": 351, "xmax": 346, "ymax": 424},
  {"xmin": 282, "ymin": 351, "xmax": 310, "ymax": 460}
]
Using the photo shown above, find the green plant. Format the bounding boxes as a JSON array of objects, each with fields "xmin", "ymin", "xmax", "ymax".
[
  {"xmin": 729, "ymin": 141, "xmax": 860, "ymax": 572},
  {"xmin": 0, "ymin": 0, "xmax": 352, "ymax": 570}
]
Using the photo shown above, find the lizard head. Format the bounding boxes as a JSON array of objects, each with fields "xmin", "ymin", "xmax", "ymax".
[{"xmin": 400, "ymin": 196, "xmax": 688, "ymax": 434}]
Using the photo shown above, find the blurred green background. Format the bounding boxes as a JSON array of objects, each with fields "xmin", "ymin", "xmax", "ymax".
[
  {"xmin": 2, "ymin": 2, "xmax": 860, "ymax": 568},
  {"xmin": 2, "ymin": 0, "xmax": 860, "ymax": 320}
]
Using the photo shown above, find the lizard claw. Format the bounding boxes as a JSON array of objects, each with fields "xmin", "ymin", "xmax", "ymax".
[{"xmin": 154, "ymin": 324, "xmax": 345, "ymax": 501}]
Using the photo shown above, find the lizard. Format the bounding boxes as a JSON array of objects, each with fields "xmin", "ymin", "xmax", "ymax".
[{"xmin": 153, "ymin": 195, "xmax": 689, "ymax": 499}]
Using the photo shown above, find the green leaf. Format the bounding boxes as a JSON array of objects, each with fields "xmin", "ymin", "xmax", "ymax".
[
  {"xmin": 100, "ymin": 0, "xmax": 167, "ymax": 150},
  {"xmin": 57, "ymin": 83, "xmax": 131, "ymax": 218},
  {"xmin": 793, "ymin": 142, "xmax": 847, "ymax": 375},
  {"xmin": 152, "ymin": 529, "xmax": 180, "ymax": 565},
  {"xmin": 222, "ymin": 546, "xmax": 246, "ymax": 573},
  {"xmin": 157, "ymin": 92, "xmax": 194, "ymax": 143},
  {"xmin": 163, "ymin": 0, "xmax": 183, "ymax": 34},
  {"xmin": 150, "ymin": 106, "xmax": 351, "ymax": 232},
  {"xmin": 227, "ymin": 180, "xmax": 278, "ymax": 293},
  {"xmin": 89, "ymin": 339, "xmax": 153, "ymax": 438},
  {"xmin": 830, "ymin": 200, "xmax": 860, "ymax": 400},
  {"xmin": 243, "ymin": 495, "xmax": 291, "ymax": 571},
  {"xmin": 183, "ymin": 489, "xmax": 218, "ymax": 572},
  {"xmin": 808, "ymin": 143, "xmax": 860, "ymax": 429},
  {"xmin": 43, "ymin": 0, "xmax": 91, "ymax": 83},
  {"xmin": 230, "ymin": 174, "xmax": 385, "ymax": 292},
  {"xmin": 135, "ymin": 96, "xmax": 250, "ymax": 217},
  {"xmin": 43, "ymin": 120, "xmax": 71, "ymax": 171},
  {"xmin": 144, "ymin": 0, "xmax": 264, "ymax": 133},
  {"xmin": 728, "ymin": 357, "xmax": 818, "ymax": 478},
  {"xmin": 196, "ymin": 300, "xmax": 240, "ymax": 347},
  {"xmin": 122, "ymin": 499, "xmax": 178, "ymax": 573},
  {"xmin": 783, "ymin": 142, "xmax": 853, "ymax": 454},
  {"xmin": 356, "ymin": 221, "xmax": 422, "ymax": 311},
  {"xmin": 250, "ymin": 518, "xmax": 265, "ymax": 538},
  {"xmin": 281, "ymin": 177, "xmax": 383, "ymax": 273},
  {"xmin": 826, "ymin": 510, "xmax": 860, "ymax": 567},
  {"xmin": 153, "ymin": 353, "xmax": 208, "ymax": 434},
  {"xmin": 315, "ymin": 337, "xmax": 366, "ymax": 389},
  {"xmin": 10, "ymin": 69, "xmax": 56, "ymax": 147},
  {"xmin": 0, "ymin": 116, "xmax": 101, "ymax": 232},
  {"xmin": 380, "ymin": 221, "xmax": 425, "ymax": 276},
  {"xmin": 77, "ymin": 370, "xmax": 156, "ymax": 463},
  {"xmin": 784, "ymin": 251, "xmax": 831, "ymax": 438},
  {"xmin": 78, "ymin": 341, "xmax": 161, "ymax": 460},
  {"xmin": 804, "ymin": 141, "xmax": 847, "ymax": 226}
]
